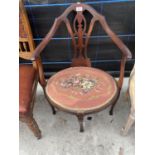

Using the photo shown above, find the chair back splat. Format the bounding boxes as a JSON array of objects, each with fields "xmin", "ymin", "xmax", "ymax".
[{"xmin": 32, "ymin": 2, "xmax": 132, "ymax": 90}]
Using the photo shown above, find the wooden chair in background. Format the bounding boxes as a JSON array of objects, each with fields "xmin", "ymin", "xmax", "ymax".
[
  {"xmin": 19, "ymin": 0, "xmax": 42, "ymax": 139},
  {"xmin": 30, "ymin": 2, "xmax": 132, "ymax": 132},
  {"xmin": 122, "ymin": 65, "xmax": 135, "ymax": 135}
]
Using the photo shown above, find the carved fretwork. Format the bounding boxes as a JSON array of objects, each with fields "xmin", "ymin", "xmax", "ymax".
[
  {"xmin": 65, "ymin": 8, "xmax": 96, "ymax": 67},
  {"xmin": 73, "ymin": 12, "xmax": 86, "ymax": 58},
  {"xmin": 19, "ymin": 41, "xmax": 30, "ymax": 52}
]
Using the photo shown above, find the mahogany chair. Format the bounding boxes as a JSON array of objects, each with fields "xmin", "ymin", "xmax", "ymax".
[
  {"xmin": 31, "ymin": 2, "xmax": 132, "ymax": 132},
  {"xmin": 19, "ymin": 0, "xmax": 42, "ymax": 139}
]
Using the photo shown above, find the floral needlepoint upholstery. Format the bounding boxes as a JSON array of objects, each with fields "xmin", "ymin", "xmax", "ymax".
[
  {"xmin": 60, "ymin": 74, "xmax": 97, "ymax": 94},
  {"xmin": 46, "ymin": 67, "xmax": 118, "ymax": 112}
]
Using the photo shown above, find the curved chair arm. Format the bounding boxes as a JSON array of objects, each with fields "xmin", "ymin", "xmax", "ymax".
[
  {"xmin": 99, "ymin": 16, "xmax": 132, "ymax": 59},
  {"xmin": 31, "ymin": 17, "xmax": 62, "ymax": 61},
  {"xmin": 31, "ymin": 17, "xmax": 62, "ymax": 88},
  {"xmin": 33, "ymin": 58, "xmax": 47, "ymax": 88},
  {"xmin": 99, "ymin": 16, "xmax": 132, "ymax": 90},
  {"xmin": 117, "ymin": 56, "xmax": 127, "ymax": 90}
]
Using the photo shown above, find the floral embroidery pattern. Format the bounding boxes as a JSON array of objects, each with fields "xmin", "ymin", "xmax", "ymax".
[{"xmin": 60, "ymin": 74, "xmax": 97, "ymax": 93}]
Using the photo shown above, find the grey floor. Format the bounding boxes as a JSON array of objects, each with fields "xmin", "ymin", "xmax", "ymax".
[{"xmin": 19, "ymin": 78, "xmax": 135, "ymax": 155}]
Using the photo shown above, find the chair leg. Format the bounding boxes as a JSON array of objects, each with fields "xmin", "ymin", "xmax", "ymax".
[
  {"xmin": 45, "ymin": 97, "xmax": 57, "ymax": 115},
  {"xmin": 109, "ymin": 90, "xmax": 121, "ymax": 115},
  {"xmin": 119, "ymin": 147, "xmax": 124, "ymax": 155},
  {"xmin": 49, "ymin": 104, "xmax": 57, "ymax": 115},
  {"xmin": 26, "ymin": 116, "xmax": 41, "ymax": 139},
  {"xmin": 43, "ymin": 88, "xmax": 57, "ymax": 115},
  {"xmin": 46, "ymin": 96, "xmax": 56, "ymax": 115},
  {"xmin": 121, "ymin": 113, "xmax": 134, "ymax": 136},
  {"xmin": 109, "ymin": 91, "xmax": 120, "ymax": 115},
  {"xmin": 109, "ymin": 102, "xmax": 117, "ymax": 115},
  {"xmin": 77, "ymin": 114, "xmax": 84, "ymax": 132}
]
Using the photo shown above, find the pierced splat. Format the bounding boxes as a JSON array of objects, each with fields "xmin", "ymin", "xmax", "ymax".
[
  {"xmin": 73, "ymin": 12, "xmax": 86, "ymax": 52},
  {"xmin": 65, "ymin": 7, "xmax": 96, "ymax": 67}
]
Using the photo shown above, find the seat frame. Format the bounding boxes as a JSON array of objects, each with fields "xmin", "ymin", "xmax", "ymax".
[{"xmin": 31, "ymin": 2, "xmax": 132, "ymax": 132}]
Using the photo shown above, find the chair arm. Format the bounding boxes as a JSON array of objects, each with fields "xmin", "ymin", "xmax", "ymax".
[
  {"xmin": 98, "ymin": 15, "xmax": 132, "ymax": 89},
  {"xmin": 99, "ymin": 16, "xmax": 132, "ymax": 59},
  {"xmin": 31, "ymin": 17, "xmax": 62, "ymax": 61},
  {"xmin": 32, "ymin": 58, "xmax": 47, "ymax": 88}
]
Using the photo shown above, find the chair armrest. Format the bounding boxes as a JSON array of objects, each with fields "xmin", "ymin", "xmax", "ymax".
[
  {"xmin": 98, "ymin": 15, "xmax": 132, "ymax": 90},
  {"xmin": 99, "ymin": 16, "xmax": 132, "ymax": 59},
  {"xmin": 31, "ymin": 17, "xmax": 62, "ymax": 61},
  {"xmin": 31, "ymin": 58, "xmax": 46, "ymax": 88}
]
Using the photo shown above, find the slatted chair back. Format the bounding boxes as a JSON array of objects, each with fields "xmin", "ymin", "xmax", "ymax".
[{"xmin": 19, "ymin": 0, "xmax": 35, "ymax": 60}]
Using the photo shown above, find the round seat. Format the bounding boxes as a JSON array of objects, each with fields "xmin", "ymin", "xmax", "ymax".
[{"xmin": 45, "ymin": 67, "xmax": 118, "ymax": 114}]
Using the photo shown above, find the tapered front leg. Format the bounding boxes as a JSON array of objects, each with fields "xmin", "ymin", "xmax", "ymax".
[
  {"xmin": 121, "ymin": 113, "xmax": 134, "ymax": 136},
  {"xmin": 77, "ymin": 114, "xmax": 84, "ymax": 132},
  {"xmin": 43, "ymin": 89, "xmax": 57, "ymax": 115},
  {"xmin": 109, "ymin": 103, "xmax": 116, "ymax": 115},
  {"xmin": 26, "ymin": 116, "xmax": 41, "ymax": 139},
  {"xmin": 109, "ymin": 92, "xmax": 120, "ymax": 115}
]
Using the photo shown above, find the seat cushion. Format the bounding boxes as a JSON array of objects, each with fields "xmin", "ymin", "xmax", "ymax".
[
  {"xmin": 45, "ymin": 67, "xmax": 118, "ymax": 113},
  {"xmin": 19, "ymin": 64, "xmax": 36, "ymax": 114}
]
